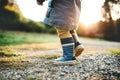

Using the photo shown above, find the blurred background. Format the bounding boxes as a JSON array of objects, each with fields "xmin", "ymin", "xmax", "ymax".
[{"xmin": 0, "ymin": 0, "xmax": 120, "ymax": 45}]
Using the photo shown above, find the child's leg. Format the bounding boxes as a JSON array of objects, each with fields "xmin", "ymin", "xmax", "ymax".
[
  {"xmin": 70, "ymin": 30, "xmax": 84, "ymax": 57},
  {"xmin": 56, "ymin": 28, "xmax": 72, "ymax": 39},
  {"xmin": 54, "ymin": 28, "xmax": 75, "ymax": 64},
  {"xmin": 70, "ymin": 30, "xmax": 80, "ymax": 44}
]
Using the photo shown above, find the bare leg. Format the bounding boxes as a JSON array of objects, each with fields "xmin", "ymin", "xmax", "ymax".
[
  {"xmin": 70, "ymin": 30, "xmax": 84, "ymax": 57},
  {"xmin": 70, "ymin": 30, "xmax": 80, "ymax": 43}
]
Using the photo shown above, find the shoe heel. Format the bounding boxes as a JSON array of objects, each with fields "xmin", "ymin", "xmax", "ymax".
[{"xmin": 75, "ymin": 45, "xmax": 84, "ymax": 57}]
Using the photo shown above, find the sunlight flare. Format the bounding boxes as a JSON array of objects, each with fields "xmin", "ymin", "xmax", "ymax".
[
  {"xmin": 16, "ymin": 0, "xmax": 48, "ymax": 21},
  {"xmin": 80, "ymin": 0, "xmax": 105, "ymax": 26}
]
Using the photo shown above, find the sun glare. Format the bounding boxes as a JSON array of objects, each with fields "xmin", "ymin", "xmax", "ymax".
[
  {"xmin": 80, "ymin": 0, "xmax": 105, "ymax": 26},
  {"xmin": 16, "ymin": 0, "xmax": 48, "ymax": 21},
  {"xmin": 111, "ymin": 4, "xmax": 120, "ymax": 20},
  {"xmin": 16, "ymin": 0, "xmax": 105, "ymax": 25}
]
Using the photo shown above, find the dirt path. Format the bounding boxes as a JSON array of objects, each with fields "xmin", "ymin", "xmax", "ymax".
[
  {"xmin": 80, "ymin": 38, "xmax": 120, "ymax": 55},
  {"xmin": 0, "ymin": 38, "xmax": 120, "ymax": 80},
  {"xmin": 17, "ymin": 38, "xmax": 120, "ymax": 57}
]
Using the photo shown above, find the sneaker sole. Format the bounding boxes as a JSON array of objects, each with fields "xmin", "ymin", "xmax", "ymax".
[
  {"xmin": 52, "ymin": 60, "xmax": 76, "ymax": 66},
  {"xmin": 75, "ymin": 45, "xmax": 84, "ymax": 57}
]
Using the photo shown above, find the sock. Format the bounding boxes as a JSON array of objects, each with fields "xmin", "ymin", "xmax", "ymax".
[{"xmin": 60, "ymin": 37, "xmax": 74, "ymax": 60}]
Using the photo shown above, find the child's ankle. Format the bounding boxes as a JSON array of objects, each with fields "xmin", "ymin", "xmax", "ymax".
[{"xmin": 75, "ymin": 41, "xmax": 81, "ymax": 48}]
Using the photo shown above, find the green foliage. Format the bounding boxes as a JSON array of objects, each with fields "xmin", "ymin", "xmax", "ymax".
[
  {"xmin": 98, "ymin": 20, "xmax": 120, "ymax": 41},
  {"xmin": 0, "ymin": 4, "xmax": 56, "ymax": 33},
  {"xmin": 0, "ymin": 0, "xmax": 9, "ymax": 7},
  {"xmin": 116, "ymin": 19, "xmax": 120, "ymax": 36},
  {"xmin": 38, "ymin": 55, "xmax": 60, "ymax": 59},
  {"xmin": 0, "ymin": 46, "xmax": 20, "ymax": 57},
  {"xmin": 0, "ymin": 31, "xmax": 24, "ymax": 45},
  {"xmin": 109, "ymin": 49, "xmax": 120, "ymax": 55},
  {"xmin": 78, "ymin": 19, "xmax": 120, "ymax": 42},
  {"xmin": 0, "ymin": 7, "xmax": 19, "ymax": 25},
  {"xmin": 0, "ymin": 31, "xmax": 59, "ymax": 45}
]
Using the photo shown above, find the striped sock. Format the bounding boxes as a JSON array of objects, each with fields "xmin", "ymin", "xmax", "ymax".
[{"xmin": 60, "ymin": 37, "xmax": 74, "ymax": 60}]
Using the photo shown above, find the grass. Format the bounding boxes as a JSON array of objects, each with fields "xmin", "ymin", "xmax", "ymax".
[
  {"xmin": 0, "ymin": 45, "xmax": 31, "ymax": 70},
  {"xmin": 0, "ymin": 31, "xmax": 60, "ymax": 57},
  {"xmin": 109, "ymin": 49, "xmax": 120, "ymax": 55},
  {"xmin": 0, "ymin": 31, "xmax": 60, "ymax": 70},
  {"xmin": 38, "ymin": 55, "xmax": 61, "ymax": 59},
  {"xmin": 0, "ymin": 30, "xmax": 59, "ymax": 45}
]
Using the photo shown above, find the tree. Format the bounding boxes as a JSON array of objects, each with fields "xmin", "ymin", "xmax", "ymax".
[
  {"xmin": 101, "ymin": 0, "xmax": 120, "ymax": 41},
  {"xmin": 102, "ymin": 0, "xmax": 120, "ymax": 22}
]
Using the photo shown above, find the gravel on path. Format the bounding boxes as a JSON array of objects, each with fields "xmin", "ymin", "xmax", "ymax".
[
  {"xmin": 0, "ymin": 54, "xmax": 120, "ymax": 80},
  {"xmin": 0, "ymin": 38, "xmax": 120, "ymax": 80}
]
